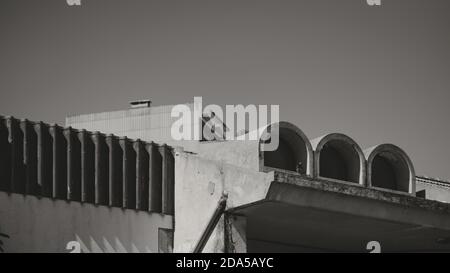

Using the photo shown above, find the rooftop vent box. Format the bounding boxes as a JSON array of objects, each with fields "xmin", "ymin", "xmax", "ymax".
[{"xmin": 130, "ymin": 100, "xmax": 152, "ymax": 108}]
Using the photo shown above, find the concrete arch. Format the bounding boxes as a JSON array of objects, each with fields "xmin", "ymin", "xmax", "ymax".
[
  {"xmin": 311, "ymin": 133, "xmax": 366, "ymax": 185},
  {"xmin": 365, "ymin": 144, "xmax": 415, "ymax": 194},
  {"xmin": 259, "ymin": 121, "xmax": 313, "ymax": 176}
]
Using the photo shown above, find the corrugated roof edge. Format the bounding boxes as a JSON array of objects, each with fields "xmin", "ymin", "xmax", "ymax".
[{"xmin": 65, "ymin": 102, "xmax": 195, "ymax": 122}]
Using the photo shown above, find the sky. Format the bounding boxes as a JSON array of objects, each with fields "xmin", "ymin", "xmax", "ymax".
[{"xmin": 1, "ymin": 0, "xmax": 450, "ymax": 180}]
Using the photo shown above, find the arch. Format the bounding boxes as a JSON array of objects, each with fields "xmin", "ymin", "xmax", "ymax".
[
  {"xmin": 312, "ymin": 133, "xmax": 366, "ymax": 185},
  {"xmin": 259, "ymin": 121, "xmax": 313, "ymax": 176},
  {"xmin": 365, "ymin": 144, "xmax": 415, "ymax": 194}
]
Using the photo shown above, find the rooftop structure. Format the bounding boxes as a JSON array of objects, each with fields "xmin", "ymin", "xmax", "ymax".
[{"xmin": 1, "ymin": 104, "xmax": 450, "ymax": 252}]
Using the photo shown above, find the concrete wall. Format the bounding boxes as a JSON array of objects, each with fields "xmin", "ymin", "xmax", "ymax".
[
  {"xmin": 0, "ymin": 191, "xmax": 173, "ymax": 253},
  {"xmin": 194, "ymin": 140, "xmax": 260, "ymax": 171},
  {"xmin": 173, "ymin": 149, "xmax": 273, "ymax": 252}
]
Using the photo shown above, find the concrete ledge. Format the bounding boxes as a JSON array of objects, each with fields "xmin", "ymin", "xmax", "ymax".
[{"xmin": 272, "ymin": 170, "xmax": 450, "ymax": 219}]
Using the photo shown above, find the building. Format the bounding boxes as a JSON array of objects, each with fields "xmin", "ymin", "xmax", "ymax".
[{"xmin": 1, "ymin": 101, "xmax": 450, "ymax": 252}]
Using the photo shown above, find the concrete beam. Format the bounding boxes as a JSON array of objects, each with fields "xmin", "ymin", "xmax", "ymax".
[
  {"xmin": 64, "ymin": 127, "xmax": 81, "ymax": 201},
  {"xmin": 0, "ymin": 117, "xmax": 10, "ymax": 191},
  {"xmin": 120, "ymin": 137, "xmax": 136, "ymax": 209},
  {"xmin": 106, "ymin": 134, "xmax": 122, "ymax": 207},
  {"xmin": 93, "ymin": 132, "xmax": 108, "ymax": 205},
  {"xmin": 135, "ymin": 139, "xmax": 149, "ymax": 210},
  {"xmin": 21, "ymin": 119, "xmax": 38, "ymax": 195},
  {"xmin": 7, "ymin": 117, "xmax": 25, "ymax": 194},
  {"xmin": 225, "ymin": 214, "xmax": 247, "ymax": 253},
  {"xmin": 160, "ymin": 144, "xmax": 174, "ymax": 215},
  {"xmin": 50, "ymin": 124, "xmax": 67, "ymax": 199},
  {"xmin": 78, "ymin": 130, "xmax": 95, "ymax": 203},
  {"xmin": 147, "ymin": 142, "xmax": 162, "ymax": 213},
  {"xmin": 35, "ymin": 122, "xmax": 52, "ymax": 197}
]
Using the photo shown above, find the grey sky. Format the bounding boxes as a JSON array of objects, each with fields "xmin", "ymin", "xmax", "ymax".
[{"xmin": 1, "ymin": 0, "xmax": 450, "ymax": 180}]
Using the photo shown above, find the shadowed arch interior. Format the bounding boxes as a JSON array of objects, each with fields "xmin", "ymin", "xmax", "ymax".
[
  {"xmin": 319, "ymin": 140, "xmax": 360, "ymax": 183},
  {"xmin": 371, "ymin": 152, "xmax": 410, "ymax": 192},
  {"xmin": 263, "ymin": 127, "xmax": 308, "ymax": 174}
]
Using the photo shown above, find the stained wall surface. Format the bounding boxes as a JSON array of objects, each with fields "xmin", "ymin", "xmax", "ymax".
[{"xmin": 0, "ymin": 192, "xmax": 173, "ymax": 253}]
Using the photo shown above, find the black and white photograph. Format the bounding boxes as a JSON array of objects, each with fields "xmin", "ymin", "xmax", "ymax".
[{"xmin": 1, "ymin": 0, "xmax": 450, "ymax": 264}]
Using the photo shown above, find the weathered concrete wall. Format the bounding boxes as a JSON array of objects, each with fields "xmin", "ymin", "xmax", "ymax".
[
  {"xmin": 195, "ymin": 140, "xmax": 260, "ymax": 171},
  {"xmin": 0, "ymin": 191, "xmax": 173, "ymax": 253},
  {"xmin": 173, "ymin": 149, "xmax": 273, "ymax": 253},
  {"xmin": 193, "ymin": 121, "xmax": 315, "ymax": 175}
]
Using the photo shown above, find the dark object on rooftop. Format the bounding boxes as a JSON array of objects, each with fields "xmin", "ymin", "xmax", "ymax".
[{"xmin": 130, "ymin": 100, "xmax": 152, "ymax": 108}]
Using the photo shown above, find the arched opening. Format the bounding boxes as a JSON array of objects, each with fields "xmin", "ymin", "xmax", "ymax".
[
  {"xmin": 318, "ymin": 139, "xmax": 361, "ymax": 183},
  {"xmin": 370, "ymin": 151, "xmax": 411, "ymax": 192},
  {"xmin": 261, "ymin": 122, "xmax": 312, "ymax": 175}
]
